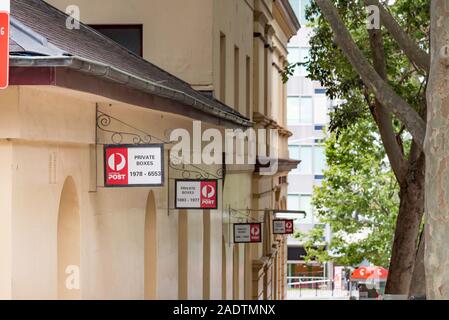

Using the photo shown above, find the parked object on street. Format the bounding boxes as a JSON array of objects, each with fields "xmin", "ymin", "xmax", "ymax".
[{"xmin": 350, "ymin": 266, "xmax": 388, "ymax": 299}]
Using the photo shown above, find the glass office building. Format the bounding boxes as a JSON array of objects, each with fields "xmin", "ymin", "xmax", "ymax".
[{"xmin": 287, "ymin": 0, "xmax": 334, "ymax": 287}]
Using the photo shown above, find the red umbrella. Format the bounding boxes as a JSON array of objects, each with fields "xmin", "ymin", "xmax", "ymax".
[{"xmin": 351, "ymin": 266, "xmax": 388, "ymax": 281}]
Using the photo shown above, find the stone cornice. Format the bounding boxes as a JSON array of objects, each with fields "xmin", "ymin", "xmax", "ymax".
[
  {"xmin": 273, "ymin": 0, "xmax": 301, "ymax": 39},
  {"xmin": 255, "ymin": 0, "xmax": 274, "ymax": 22},
  {"xmin": 254, "ymin": 157, "xmax": 301, "ymax": 174},
  {"xmin": 254, "ymin": 10, "xmax": 269, "ymax": 35},
  {"xmin": 252, "ymin": 112, "xmax": 293, "ymax": 137}
]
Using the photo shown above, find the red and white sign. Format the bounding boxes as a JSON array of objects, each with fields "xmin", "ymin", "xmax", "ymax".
[
  {"xmin": 104, "ymin": 144, "xmax": 164, "ymax": 187},
  {"xmin": 334, "ymin": 266, "xmax": 344, "ymax": 290},
  {"xmin": 234, "ymin": 223, "xmax": 262, "ymax": 243},
  {"xmin": 0, "ymin": 1, "xmax": 10, "ymax": 90},
  {"xmin": 351, "ymin": 266, "xmax": 388, "ymax": 280},
  {"xmin": 285, "ymin": 220, "xmax": 294, "ymax": 233},
  {"xmin": 175, "ymin": 179, "xmax": 218, "ymax": 209},
  {"xmin": 273, "ymin": 219, "xmax": 294, "ymax": 235}
]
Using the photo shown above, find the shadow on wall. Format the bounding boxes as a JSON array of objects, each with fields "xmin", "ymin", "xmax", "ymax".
[
  {"xmin": 57, "ymin": 176, "xmax": 80, "ymax": 300},
  {"xmin": 144, "ymin": 191, "xmax": 157, "ymax": 299}
]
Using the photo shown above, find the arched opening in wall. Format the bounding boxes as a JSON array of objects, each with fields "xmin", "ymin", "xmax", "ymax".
[
  {"xmin": 57, "ymin": 176, "xmax": 81, "ymax": 300},
  {"xmin": 178, "ymin": 210, "xmax": 188, "ymax": 299},
  {"xmin": 232, "ymin": 244, "xmax": 240, "ymax": 299},
  {"xmin": 144, "ymin": 191, "xmax": 157, "ymax": 299},
  {"xmin": 222, "ymin": 235, "xmax": 227, "ymax": 299}
]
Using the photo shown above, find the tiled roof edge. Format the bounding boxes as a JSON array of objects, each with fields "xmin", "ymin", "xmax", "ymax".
[{"xmin": 10, "ymin": 55, "xmax": 254, "ymax": 128}]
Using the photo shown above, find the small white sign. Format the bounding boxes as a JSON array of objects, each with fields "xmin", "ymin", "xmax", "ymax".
[
  {"xmin": 175, "ymin": 180, "xmax": 218, "ymax": 209},
  {"xmin": 234, "ymin": 223, "xmax": 262, "ymax": 243},
  {"xmin": 273, "ymin": 220, "xmax": 286, "ymax": 234},
  {"xmin": 273, "ymin": 219, "xmax": 294, "ymax": 235}
]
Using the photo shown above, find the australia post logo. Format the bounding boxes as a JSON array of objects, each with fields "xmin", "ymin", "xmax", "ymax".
[
  {"xmin": 285, "ymin": 220, "xmax": 294, "ymax": 234},
  {"xmin": 105, "ymin": 147, "xmax": 128, "ymax": 185},
  {"xmin": 200, "ymin": 181, "xmax": 217, "ymax": 209},
  {"xmin": 250, "ymin": 224, "xmax": 261, "ymax": 242}
]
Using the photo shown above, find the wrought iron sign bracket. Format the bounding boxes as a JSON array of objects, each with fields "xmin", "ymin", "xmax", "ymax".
[
  {"xmin": 96, "ymin": 109, "xmax": 171, "ymax": 146},
  {"xmin": 95, "ymin": 108, "xmax": 226, "ymax": 217},
  {"xmin": 229, "ymin": 208, "xmax": 265, "ymax": 224},
  {"xmin": 228, "ymin": 208, "xmax": 307, "ymax": 224},
  {"xmin": 168, "ymin": 160, "xmax": 223, "ymax": 180}
]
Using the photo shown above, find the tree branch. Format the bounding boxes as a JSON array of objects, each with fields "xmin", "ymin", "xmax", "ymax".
[
  {"xmin": 315, "ymin": 0, "xmax": 426, "ymax": 149},
  {"xmin": 367, "ymin": 28, "xmax": 407, "ymax": 184},
  {"xmin": 364, "ymin": 0, "xmax": 430, "ymax": 74}
]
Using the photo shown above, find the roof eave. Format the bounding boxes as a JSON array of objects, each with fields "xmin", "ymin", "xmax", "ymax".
[{"xmin": 10, "ymin": 56, "xmax": 253, "ymax": 128}]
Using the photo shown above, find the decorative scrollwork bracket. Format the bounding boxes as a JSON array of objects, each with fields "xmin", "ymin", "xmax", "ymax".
[
  {"xmin": 168, "ymin": 157, "xmax": 223, "ymax": 180},
  {"xmin": 96, "ymin": 109, "xmax": 224, "ymax": 181},
  {"xmin": 96, "ymin": 110, "xmax": 169, "ymax": 145}
]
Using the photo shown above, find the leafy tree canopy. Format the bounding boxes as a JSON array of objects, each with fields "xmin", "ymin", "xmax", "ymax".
[
  {"xmin": 296, "ymin": 118, "xmax": 399, "ymax": 267},
  {"xmin": 305, "ymin": 0, "xmax": 428, "ymax": 134},
  {"xmin": 292, "ymin": 0, "xmax": 430, "ymax": 268}
]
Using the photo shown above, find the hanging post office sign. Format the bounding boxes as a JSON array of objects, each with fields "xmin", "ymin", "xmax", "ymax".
[
  {"xmin": 233, "ymin": 223, "xmax": 262, "ymax": 243},
  {"xmin": 175, "ymin": 179, "xmax": 218, "ymax": 210},
  {"xmin": 104, "ymin": 144, "xmax": 164, "ymax": 187},
  {"xmin": 273, "ymin": 219, "xmax": 294, "ymax": 235}
]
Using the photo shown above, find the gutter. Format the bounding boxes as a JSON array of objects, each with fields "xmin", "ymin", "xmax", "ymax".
[{"xmin": 10, "ymin": 56, "xmax": 253, "ymax": 128}]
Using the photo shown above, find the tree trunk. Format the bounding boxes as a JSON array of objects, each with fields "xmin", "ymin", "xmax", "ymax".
[
  {"xmin": 367, "ymin": 23, "xmax": 426, "ymax": 297},
  {"xmin": 409, "ymin": 230, "xmax": 426, "ymax": 298},
  {"xmin": 385, "ymin": 154, "xmax": 425, "ymax": 295},
  {"xmin": 424, "ymin": 0, "xmax": 449, "ymax": 300}
]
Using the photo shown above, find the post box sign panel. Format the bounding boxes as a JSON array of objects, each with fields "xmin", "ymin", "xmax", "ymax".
[
  {"xmin": 0, "ymin": 1, "xmax": 10, "ymax": 90},
  {"xmin": 104, "ymin": 144, "xmax": 164, "ymax": 187},
  {"xmin": 175, "ymin": 179, "xmax": 218, "ymax": 210},
  {"xmin": 273, "ymin": 219, "xmax": 294, "ymax": 235},
  {"xmin": 233, "ymin": 223, "xmax": 262, "ymax": 243}
]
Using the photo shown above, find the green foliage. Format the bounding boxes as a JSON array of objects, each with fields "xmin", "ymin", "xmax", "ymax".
[
  {"xmin": 296, "ymin": 119, "xmax": 399, "ymax": 267},
  {"xmin": 290, "ymin": 0, "xmax": 430, "ymax": 267},
  {"xmin": 304, "ymin": 0, "xmax": 428, "ymax": 132},
  {"xmin": 282, "ymin": 0, "xmax": 429, "ymax": 131}
]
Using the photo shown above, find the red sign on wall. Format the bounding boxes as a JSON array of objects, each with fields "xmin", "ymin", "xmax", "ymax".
[
  {"xmin": 105, "ymin": 147, "xmax": 129, "ymax": 185},
  {"xmin": 285, "ymin": 220, "xmax": 294, "ymax": 234},
  {"xmin": 0, "ymin": 11, "xmax": 9, "ymax": 89},
  {"xmin": 250, "ymin": 223, "xmax": 262, "ymax": 242},
  {"xmin": 200, "ymin": 180, "xmax": 217, "ymax": 209}
]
